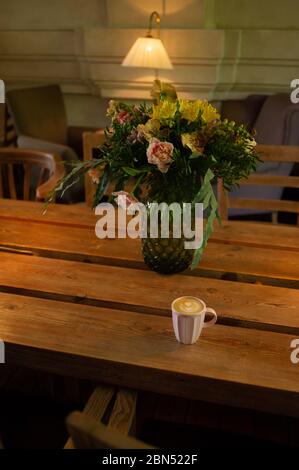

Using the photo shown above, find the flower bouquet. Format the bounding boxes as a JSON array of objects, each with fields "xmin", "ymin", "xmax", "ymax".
[{"xmin": 52, "ymin": 80, "xmax": 259, "ymax": 274}]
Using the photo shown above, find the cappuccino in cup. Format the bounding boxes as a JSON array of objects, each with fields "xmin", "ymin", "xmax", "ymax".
[
  {"xmin": 172, "ymin": 296, "xmax": 204, "ymax": 315},
  {"xmin": 172, "ymin": 296, "xmax": 217, "ymax": 344}
]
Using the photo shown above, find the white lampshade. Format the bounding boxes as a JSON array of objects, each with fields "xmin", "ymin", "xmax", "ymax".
[{"xmin": 122, "ymin": 37, "xmax": 173, "ymax": 70}]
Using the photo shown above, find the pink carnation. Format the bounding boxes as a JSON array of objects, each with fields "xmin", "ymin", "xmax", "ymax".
[
  {"xmin": 112, "ymin": 191, "xmax": 139, "ymax": 210},
  {"xmin": 146, "ymin": 138, "xmax": 174, "ymax": 173},
  {"xmin": 116, "ymin": 110, "xmax": 131, "ymax": 125}
]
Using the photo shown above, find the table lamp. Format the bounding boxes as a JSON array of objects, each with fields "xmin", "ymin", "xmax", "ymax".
[{"xmin": 122, "ymin": 11, "xmax": 173, "ymax": 76}]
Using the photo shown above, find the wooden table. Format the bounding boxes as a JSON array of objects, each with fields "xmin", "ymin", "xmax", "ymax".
[{"xmin": 0, "ymin": 199, "xmax": 299, "ymax": 419}]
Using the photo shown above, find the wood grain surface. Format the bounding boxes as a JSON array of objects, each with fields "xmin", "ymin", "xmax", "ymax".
[
  {"xmin": 0, "ymin": 292, "xmax": 298, "ymax": 417},
  {"xmin": 0, "ymin": 199, "xmax": 298, "ymax": 419},
  {"xmin": 0, "ymin": 218, "xmax": 298, "ymax": 288},
  {"xmin": 0, "ymin": 252, "xmax": 298, "ymax": 334},
  {"xmin": 0, "ymin": 199, "xmax": 298, "ymax": 251}
]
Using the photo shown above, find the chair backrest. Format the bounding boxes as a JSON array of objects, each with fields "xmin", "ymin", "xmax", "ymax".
[
  {"xmin": 217, "ymin": 144, "xmax": 299, "ymax": 224},
  {"xmin": 66, "ymin": 412, "xmax": 153, "ymax": 449},
  {"xmin": 0, "ymin": 104, "xmax": 4, "ymax": 146},
  {"xmin": 4, "ymin": 105, "xmax": 18, "ymax": 147},
  {"xmin": 0, "ymin": 147, "xmax": 65, "ymax": 201},
  {"xmin": 65, "ymin": 385, "xmax": 154, "ymax": 449},
  {"xmin": 83, "ymin": 130, "xmax": 106, "ymax": 206},
  {"xmin": 6, "ymin": 85, "xmax": 68, "ymax": 145},
  {"xmin": 0, "ymin": 104, "xmax": 16, "ymax": 148}
]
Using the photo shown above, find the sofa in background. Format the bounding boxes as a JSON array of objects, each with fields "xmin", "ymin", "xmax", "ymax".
[
  {"xmin": 218, "ymin": 93, "xmax": 299, "ymax": 219},
  {"xmin": 6, "ymin": 85, "xmax": 109, "ymax": 203}
]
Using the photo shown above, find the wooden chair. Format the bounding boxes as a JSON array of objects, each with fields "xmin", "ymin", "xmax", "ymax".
[
  {"xmin": 0, "ymin": 105, "xmax": 17, "ymax": 149},
  {"xmin": 0, "ymin": 104, "xmax": 5, "ymax": 147},
  {"xmin": 65, "ymin": 385, "xmax": 154, "ymax": 449},
  {"xmin": 0, "ymin": 147, "xmax": 65, "ymax": 201},
  {"xmin": 83, "ymin": 130, "xmax": 106, "ymax": 206},
  {"xmin": 4, "ymin": 106, "xmax": 18, "ymax": 147},
  {"xmin": 0, "ymin": 382, "xmax": 152, "ymax": 449},
  {"xmin": 217, "ymin": 144, "xmax": 299, "ymax": 224}
]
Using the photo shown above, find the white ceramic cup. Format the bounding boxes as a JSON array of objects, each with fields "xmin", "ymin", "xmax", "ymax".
[{"xmin": 171, "ymin": 296, "xmax": 217, "ymax": 345}]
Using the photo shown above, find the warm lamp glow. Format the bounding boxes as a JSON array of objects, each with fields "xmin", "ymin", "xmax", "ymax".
[
  {"xmin": 122, "ymin": 37, "xmax": 173, "ymax": 70},
  {"xmin": 121, "ymin": 11, "xmax": 173, "ymax": 71}
]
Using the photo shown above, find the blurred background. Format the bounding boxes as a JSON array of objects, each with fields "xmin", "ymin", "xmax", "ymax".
[
  {"xmin": 0, "ymin": 0, "xmax": 298, "ymax": 129},
  {"xmin": 0, "ymin": 0, "xmax": 298, "ymax": 214}
]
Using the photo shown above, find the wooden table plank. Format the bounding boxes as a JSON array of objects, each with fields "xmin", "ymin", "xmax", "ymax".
[
  {"xmin": 0, "ymin": 218, "xmax": 298, "ymax": 288},
  {"xmin": 212, "ymin": 220, "xmax": 299, "ymax": 253},
  {"xmin": 0, "ymin": 199, "xmax": 95, "ymax": 229},
  {"xmin": 0, "ymin": 198, "xmax": 298, "ymax": 252},
  {"xmin": 1, "ymin": 252, "xmax": 299, "ymax": 334},
  {"xmin": 201, "ymin": 244, "xmax": 299, "ymax": 288},
  {"xmin": 1, "ymin": 292, "xmax": 298, "ymax": 417}
]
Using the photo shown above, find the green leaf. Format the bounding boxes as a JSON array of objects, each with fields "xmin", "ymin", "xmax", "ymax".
[
  {"xmin": 191, "ymin": 168, "xmax": 220, "ymax": 269},
  {"xmin": 202, "ymin": 191, "xmax": 211, "ymax": 211},
  {"xmin": 45, "ymin": 159, "xmax": 90, "ymax": 207},
  {"xmin": 122, "ymin": 166, "xmax": 151, "ymax": 176},
  {"xmin": 193, "ymin": 168, "xmax": 214, "ymax": 204},
  {"xmin": 131, "ymin": 173, "xmax": 145, "ymax": 195},
  {"xmin": 191, "ymin": 206, "xmax": 217, "ymax": 269},
  {"xmin": 189, "ymin": 152, "xmax": 202, "ymax": 159},
  {"xmin": 92, "ymin": 165, "xmax": 110, "ymax": 207},
  {"xmin": 122, "ymin": 166, "xmax": 140, "ymax": 176}
]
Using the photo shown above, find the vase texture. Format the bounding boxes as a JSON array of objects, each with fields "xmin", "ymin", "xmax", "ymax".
[
  {"xmin": 142, "ymin": 236, "xmax": 193, "ymax": 275},
  {"xmin": 141, "ymin": 202, "xmax": 194, "ymax": 275}
]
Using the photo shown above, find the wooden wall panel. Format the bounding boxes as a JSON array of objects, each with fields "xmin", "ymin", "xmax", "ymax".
[{"xmin": 0, "ymin": 0, "xmax": 296, "ymax": 125}]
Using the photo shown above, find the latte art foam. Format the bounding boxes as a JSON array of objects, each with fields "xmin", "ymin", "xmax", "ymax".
[{"xmin": 173, "ymin": 296, "xmax": 204, "ymax": 315}]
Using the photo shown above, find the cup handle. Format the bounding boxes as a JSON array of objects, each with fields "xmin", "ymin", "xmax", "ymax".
[{"xmin": 203, "ymin": 307, "xmax": 217, "ymax": 328}]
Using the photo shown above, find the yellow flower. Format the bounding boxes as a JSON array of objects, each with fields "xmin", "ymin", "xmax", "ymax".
[
  {"xmin": 106, "ymin": 99, "xmax": 117, "ymax": 118},
  {"xmin": 137, "ymin": 119, "xmax": 160, "ymax": 141},
  {"xmin": 179, "ymin": 99, "xmax": 201, "ymax": 122},
  {"xmin": 150, "ymin": 79, "xmax": 177, "ymax": 103},
  {"xmin": 181, "ymin": 133, "xmax": 193, "ymax": 150},
  {"xmin": 181, "ymin": 132, "xmax": 204, "ymax": 154},
  {"xmin": 179, "ymin": 98, "xmax": 220, "ymax": 123},
  {"xmin": 152, "ymin": 100, "xmax": 177, "ymax": 121},
  {"xmin": 199, "ymin": 100, "xmax": 220, "ymax": 123}
]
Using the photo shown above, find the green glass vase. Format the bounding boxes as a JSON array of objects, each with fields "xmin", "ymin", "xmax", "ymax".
[
  {"xmin": 141, "ymin": 202, "xmax": 194, "ymax": 275},
  {"xmin": 142, "ymin": 236, "xmax": 193, "ymax": 274}
]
